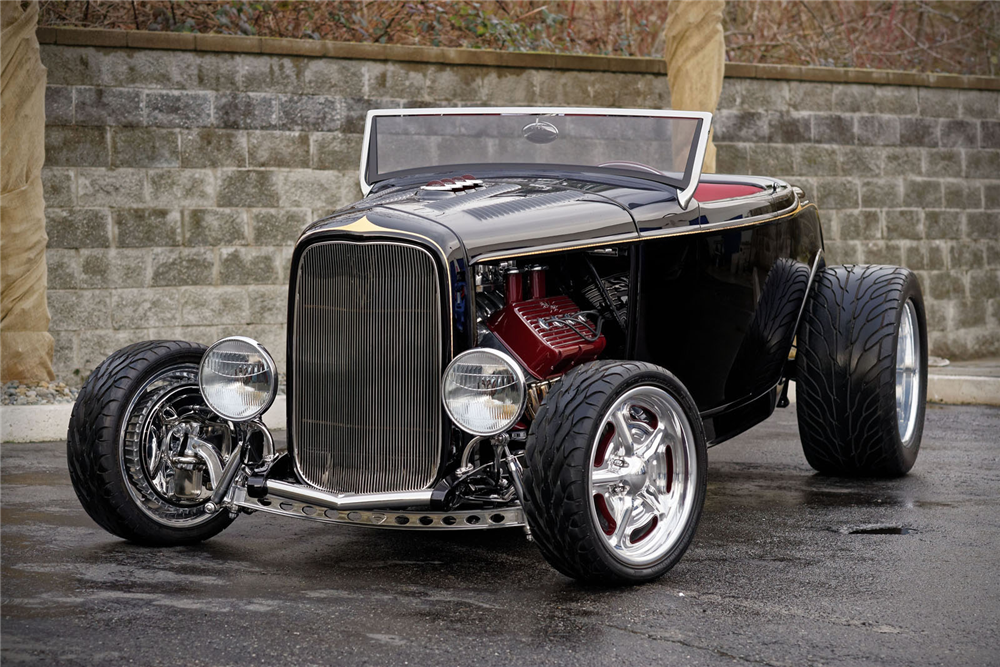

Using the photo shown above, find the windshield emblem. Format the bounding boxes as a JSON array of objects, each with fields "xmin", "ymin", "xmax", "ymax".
[{"xmin": 522, "ymin": 120, "xmax": 559, "ymax": 144}]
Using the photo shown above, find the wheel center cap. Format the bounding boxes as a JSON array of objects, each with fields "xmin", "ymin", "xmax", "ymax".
[{"xmin": 622, "ymin": 457, "xmax": 648, "ymax": 491}]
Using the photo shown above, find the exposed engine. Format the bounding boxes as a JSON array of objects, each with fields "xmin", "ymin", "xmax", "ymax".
[
  {"xmin": 442, "ymin": 251, "xmax": 631, "ymax": 510},
  {"xmin": 486, "ymin": 265, "xmax": 606, "ymax": 379},
  {"xmin": 475, "ymin": 252, "xmax": 630, "ymax": 383},
  {"xmin": 580, "ymin": 271, "xmax": 629, "ymax": 329},
  {"xmin": 489, "ymin": 293, "xmax": 605, "ymax": 378}
]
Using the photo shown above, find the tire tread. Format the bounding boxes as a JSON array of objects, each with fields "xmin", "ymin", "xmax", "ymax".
[
  {"xmin": 67, "ymin": 340, "xmax": 235, "ymax": 545},
  {"xmin": 796, "ymin": 265, "xmax": 925, "ymax": 477},
  {"xmin": 522, "ymin": 361, "xmax": 706, "ymax": 584}
]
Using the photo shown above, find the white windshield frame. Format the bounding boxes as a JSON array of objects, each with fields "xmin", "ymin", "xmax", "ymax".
[{"xmin": 359, "ymin": 107, "xmax": 713, "ymax": 210}]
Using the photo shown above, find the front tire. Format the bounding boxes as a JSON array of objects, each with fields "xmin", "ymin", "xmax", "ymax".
[
  {"xmin": 522, "ymin": 361, "xmax": 707, "ymax": 584},
  {"xmin": 796, "ymin": 265, "xmax": 928, "ymax": 477},
  {"xmin": 67, "ymin": 340, "xmax": 237, "ymax": 545}
]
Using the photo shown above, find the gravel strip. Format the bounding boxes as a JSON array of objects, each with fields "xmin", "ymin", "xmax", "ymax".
[{"xmin": 3, "ymin": 381, "xmax": 79, "ymax": 406}]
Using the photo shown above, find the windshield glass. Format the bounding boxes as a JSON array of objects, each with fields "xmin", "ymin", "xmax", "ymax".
[{"xmin": 365, "ymin": 109, "xmax": 706, "ymax": 192}]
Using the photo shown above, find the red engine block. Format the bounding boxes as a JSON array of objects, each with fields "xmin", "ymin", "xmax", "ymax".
[{"xmin": 487, "ymin": 295, "xmax": 606, "ymax": 379}]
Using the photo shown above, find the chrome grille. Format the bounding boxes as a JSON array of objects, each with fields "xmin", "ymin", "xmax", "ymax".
[{"xmin": 292, "ymin": 240, "xmax": 442, "ymax": 494}]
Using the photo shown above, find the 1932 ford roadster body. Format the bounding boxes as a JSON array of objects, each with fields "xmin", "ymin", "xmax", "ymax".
[{"xmin": 68, "ymin": 108, "xmax": 928, "ymax": 584}]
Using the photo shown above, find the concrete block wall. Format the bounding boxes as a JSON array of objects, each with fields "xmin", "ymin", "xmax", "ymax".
[{"xmin": 37, "ymin": 32, "xmax": 999, "ymax": 381}]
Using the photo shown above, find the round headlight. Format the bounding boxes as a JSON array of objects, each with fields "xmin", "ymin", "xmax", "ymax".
[
  {"xmin": 442, "ymin": 349, "xmax": 526, "ymax": 436},
  {"xmin": 199, "ymin": 337, "xmax": 277, "ymax": 422}
]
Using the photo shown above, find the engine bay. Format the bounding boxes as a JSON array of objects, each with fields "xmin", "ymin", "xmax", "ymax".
[
  {"xmin": 474, "ymin": 247, "xmax": 632, "ymax": 382},
  {"xmin": 437, "ymin": 248, "xmax": 634, "ymax": 511}
]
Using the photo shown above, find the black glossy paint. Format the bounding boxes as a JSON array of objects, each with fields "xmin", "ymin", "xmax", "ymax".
[
  {"xmin": 694, "ymin": 175, "xmax": 799, "ymax": 228},
  {"xmin": 376, "ymin": 177, "xmax": 639, "ymax": 262},
  {"xmin": 635, "ymin": 206, "xmax": 823, "ymax": 415},
  {"xmin": 291, "ymin": 170, "xmax": 824, "ymax": 478}
]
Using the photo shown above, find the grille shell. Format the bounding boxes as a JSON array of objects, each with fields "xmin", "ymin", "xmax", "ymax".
[{"xmin": 291, "ymin": 240, "xmax": 443, "ymax": 494}]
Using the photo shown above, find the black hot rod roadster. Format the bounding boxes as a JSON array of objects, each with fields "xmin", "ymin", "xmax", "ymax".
[{"xmin": 68, "ymin": 108, "xmax": 927, "ymax": 584}]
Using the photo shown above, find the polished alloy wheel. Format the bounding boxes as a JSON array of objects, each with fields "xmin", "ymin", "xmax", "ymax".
[
  {"xmin": 587, "ymin": 386, "xmax": 698, "ymax": 566},
  {"xmin": 119, "ymin": 364, "xmax": 233, "ymax": 527},
  {"xmin": 895, "ymin": 299, "xmax": 921, "ymax": 446}
]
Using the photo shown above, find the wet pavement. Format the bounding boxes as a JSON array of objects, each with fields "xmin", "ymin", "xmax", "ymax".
[{"xmin": 2, "ymin": 404, "xmax": 999, "ymax": 666}]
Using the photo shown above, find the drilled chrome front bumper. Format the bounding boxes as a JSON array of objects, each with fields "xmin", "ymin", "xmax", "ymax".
[
  {"xmin": 221, "ymin": 419, "xmax": 524, "ymax": 531},
  {"xmin": 231, "ymin": 484, "xmax": 524, "ymax": 530}
]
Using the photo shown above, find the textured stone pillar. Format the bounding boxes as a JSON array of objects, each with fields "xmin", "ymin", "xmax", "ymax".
[
  {"xmin": 1, "ymin": 1, "xmax": 54, "ymax": 381},
  {"xmin": 665, "ymin": 0, "xmax": 726, "ymax": 174}
]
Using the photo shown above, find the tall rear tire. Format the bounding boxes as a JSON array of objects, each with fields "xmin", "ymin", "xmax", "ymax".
[
  {"xmin": 796, "ymin": 265, "xmax": 927, "ymax": 477},
  {"xmin": 67, "ymin": 340, "xmax": 237, "ymax": 545},
  {"xmin": 522, "ymin": 361, "xmax": 707, "ymax": 585}
]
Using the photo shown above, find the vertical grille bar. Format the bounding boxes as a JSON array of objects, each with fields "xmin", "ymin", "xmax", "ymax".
[{"xmin": 292, "ymin": 240, "xmax": 442, "ymax": 494}]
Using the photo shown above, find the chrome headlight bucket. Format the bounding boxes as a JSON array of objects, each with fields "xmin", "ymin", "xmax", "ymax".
[
  {"xmin": 199, "ymin": 336, "xmax": 277, "ymax": 422},
  {"xmin": 442, "ymin": 349, "xmax": 526, "ymax": 436}
]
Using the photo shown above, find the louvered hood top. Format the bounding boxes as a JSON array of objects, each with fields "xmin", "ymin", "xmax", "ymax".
[
  {"xmin": 299, "ymin": 174, "xmax": 692, "ymax": 263},
  {"xmin": 370, "ymin": 177, "xmax": 649, "ymax": 261}
]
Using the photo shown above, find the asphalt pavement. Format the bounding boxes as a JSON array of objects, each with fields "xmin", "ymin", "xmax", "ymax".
[{"xmin": 2, "ymin": 404, "xmax": 999, "ymax": 666}]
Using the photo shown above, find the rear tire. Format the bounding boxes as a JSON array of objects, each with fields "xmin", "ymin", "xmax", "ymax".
[
  {"xmin": 522, "ymin": 361, "xmax": 707, "ymax": 584},
  {"xmin": 796, "ymin": 265, "xmax": 927, "ymax": 477},
  {"xmin": 67, "ymin": 340, "xmax": 237, "ymax": 545}
]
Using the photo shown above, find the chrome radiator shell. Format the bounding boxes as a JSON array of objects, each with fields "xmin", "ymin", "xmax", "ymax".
[{"xmin": 291, "ymin": 240, "xmax": 443, "ymax": 495}]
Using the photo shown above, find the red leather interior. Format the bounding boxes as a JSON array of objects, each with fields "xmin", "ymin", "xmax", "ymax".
[{"xmin": 694, "ymin": 183, "xmax": 764, "ymax": 202}]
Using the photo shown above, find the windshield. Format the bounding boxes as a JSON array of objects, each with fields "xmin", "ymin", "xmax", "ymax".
[{"xmin": 361, "ymin": 108, "xmax": 710, "ymax": 205}]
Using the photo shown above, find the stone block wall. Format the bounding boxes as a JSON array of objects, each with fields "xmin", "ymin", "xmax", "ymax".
[
  {"xmin": 712, "ymin": 79, "xmax": 1000, "ymax": 360},
  {"xmin": 37, "ymin": 32, "xmax": 999, "ymax": 381}
]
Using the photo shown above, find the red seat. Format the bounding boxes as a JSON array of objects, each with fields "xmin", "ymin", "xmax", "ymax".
[{"xmin": 694, "ymin": 183, "xmax": 764, "ymax": 202}]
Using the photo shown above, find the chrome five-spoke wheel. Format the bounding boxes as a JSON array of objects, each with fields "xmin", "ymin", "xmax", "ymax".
[
  {"xmin": 588, "ymin": 386, "xmax": 698, "ymax": 566},
  {"xmin": 522, "ymin": 361, "xmax": 707, "ymax": 584}
]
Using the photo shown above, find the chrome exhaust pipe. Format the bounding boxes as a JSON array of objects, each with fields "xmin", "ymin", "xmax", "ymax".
[{"xmin": 263, "ymin": 480, "xmax": 433, "ymax": 511}]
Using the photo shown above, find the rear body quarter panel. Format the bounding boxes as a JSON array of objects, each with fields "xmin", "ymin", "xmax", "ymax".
[{"xmin": 634, "ymin": 204, "xmax": 823, "ymax": 414}]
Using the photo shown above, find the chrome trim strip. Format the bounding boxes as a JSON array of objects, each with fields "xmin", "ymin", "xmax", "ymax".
[
  {"xmin": 359, "ymin": 107, "xmax": 713, "ymax": 202},
  {"xmin": 234, "ymin": 486, "xmax": 525, "ymax": 530},
  {"xmin": 264, "ymin": 480, "xmax": 433, "ymax": 510}
]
